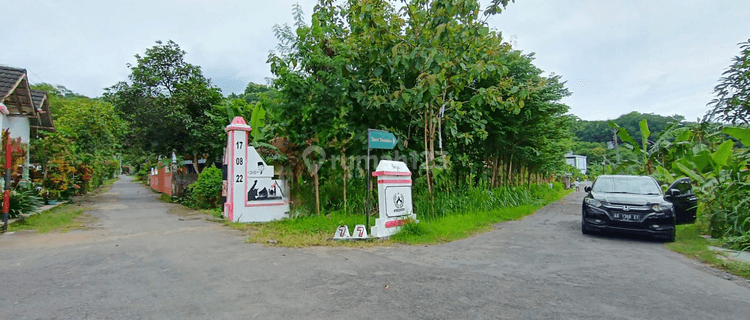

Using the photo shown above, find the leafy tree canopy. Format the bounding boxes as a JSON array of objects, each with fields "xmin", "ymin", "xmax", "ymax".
[
  {"xmin": 572, "ymin": 111, "xmax": 685, "ymax": 145},
  {"xmin": 268, "ymin": 0, "xmax": 573, "ymax": 194},
  {"xmin": 705, "ymin": 39, "xmax": 750, "ymax": 125},
  {"xmin": 104, "ymin": 40, "xmax": 223, "ymax": 166},
  {"xmin": 227, "ymin": 82, "xmax": 277, "ymax": 105}
]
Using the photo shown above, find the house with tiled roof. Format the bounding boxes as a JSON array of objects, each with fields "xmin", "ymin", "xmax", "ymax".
[
  {"xmin": 30, "ymin": 89, "xmax": 55, "ymax": 136},
  {"xmin": 0, "ymin": 65, "xmax": 55, "ymax": 180}
]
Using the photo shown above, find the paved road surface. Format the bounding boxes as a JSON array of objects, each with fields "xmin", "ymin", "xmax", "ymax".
[{"xmin": 1, "ymin": 176, "xmax": 749, "ymax": 319}]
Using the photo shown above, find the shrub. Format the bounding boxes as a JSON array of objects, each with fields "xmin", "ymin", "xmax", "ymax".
[
  {"xmin": 178, "ymin": 188, "xmax": 197, "ymax": 208},
  {"xmin": 0, "ymin": 184, "xmax": 43, "ymax": 219},
  {"xmin": 188, "ymin": 165, "xmax": 223, "ymax": 209}
]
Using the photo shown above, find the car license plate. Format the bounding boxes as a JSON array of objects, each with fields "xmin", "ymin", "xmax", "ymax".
[{"xmin": 613, "ymin": 213, "xmax": 639, "ymax": 221}]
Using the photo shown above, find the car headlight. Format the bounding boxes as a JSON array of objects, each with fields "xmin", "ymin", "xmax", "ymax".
[
  {"xmin": 585, "ymin": 198, "xmax": 602, "ymax": 207},
  {"xmin": 652, "ymin": 203, "xmax": 671, "ymax": 212}
]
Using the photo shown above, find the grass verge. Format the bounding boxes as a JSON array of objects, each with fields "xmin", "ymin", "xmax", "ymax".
[
  {"xmin": 102, "ymin": 177, "xmax": 119, "ymax": 187},
  {"xmin": 391, "ymin": 204, "xmax": 541, "ymax": 244},
  {"xmin": 245, "ymin": 212, "xmax": 385, "ymax": 248},
  {"xmin": 7, "ymin": 204, "xmax": 85, "ymax": 234},
  {"xmin": 666, "ymin": 224, "xmax": 750, "ymax": 280},
  {"xmin": 5, "ymin": 177, "xmax": 119, "ymax": 234},
  {"xmin": 243, "ymin": 187, "xmax": 571, "ymax": 247}
]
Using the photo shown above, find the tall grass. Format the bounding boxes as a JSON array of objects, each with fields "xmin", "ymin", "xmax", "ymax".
[
  {"xmin": 702, "ymin": 184, "xmax": 750, "ymax": 251},
  {"xmin": 414, "ymin": 182, "xmax": 565, "ymax": 221}
]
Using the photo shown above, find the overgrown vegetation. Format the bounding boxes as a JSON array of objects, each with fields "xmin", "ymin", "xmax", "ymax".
[
  {"xmin": 29, "ymin": 84, "xmax": 123, "ymax": 201},
  {"xmin": 266, "ymin": 0, "xmax": 572, "ymax": 217}
]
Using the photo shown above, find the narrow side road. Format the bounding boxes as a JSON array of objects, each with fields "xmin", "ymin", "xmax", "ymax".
[{"xmin": 1, "ymin": 176, "xmax": 748, "ymax": 319}]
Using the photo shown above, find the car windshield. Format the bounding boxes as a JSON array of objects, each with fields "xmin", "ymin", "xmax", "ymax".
[{"xmin": 591, "ymin": 176, "xmax": 661, "ymax": 195}]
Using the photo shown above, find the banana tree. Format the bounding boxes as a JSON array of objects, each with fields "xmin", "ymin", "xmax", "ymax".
[
  {"xmin": 608, "ymin": 119, "xmax": 654, "ymax": 174},
  {"xmin": 664, "ymin": 126, "xmax": 750, "ymax": 249}
]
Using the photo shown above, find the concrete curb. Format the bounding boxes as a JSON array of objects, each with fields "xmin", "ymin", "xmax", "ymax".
[{"xmin": 709, "ymin": 246, "xmax": 750, "ymax": 263}]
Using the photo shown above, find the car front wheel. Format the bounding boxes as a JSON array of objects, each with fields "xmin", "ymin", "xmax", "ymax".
[{"xmin": 658, "ymin": 229, "xmax": 676, "ymax": 242}]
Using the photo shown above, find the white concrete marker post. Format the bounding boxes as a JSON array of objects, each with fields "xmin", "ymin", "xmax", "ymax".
[
  {"xmin": 351, "ymin": 224, "xmax": 368, "ymax": 239},
  {"xmin": 370, "ymin": 160, "xmax": 418, "ymax": 238},
  {"xmin": 333, "ymin": 225, "xmax": 351, "ymax": 240},
  {"xmin": 223, "ymin": 116, "xmax": 290, "ymax": 223}
]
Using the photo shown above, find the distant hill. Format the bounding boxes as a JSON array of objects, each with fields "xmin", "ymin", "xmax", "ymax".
[{"xmin": 572, "ymin": 111, "xmax": 685, "ymax": 145}]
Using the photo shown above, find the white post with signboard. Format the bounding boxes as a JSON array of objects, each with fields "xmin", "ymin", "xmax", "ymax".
[
  {"xmin": 223, "ymin": 116, "xmax": 290, "ymax": 222},
  {"xmin": 370, "ymin": 160, "xmax": 417, "ymax": 238}
]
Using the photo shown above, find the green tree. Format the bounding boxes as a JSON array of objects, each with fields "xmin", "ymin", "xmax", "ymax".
[
  {"xmin": 53, "ymin": 97, "xmax": 125, "ymax": 156},
  {"xmin": 268, "ymin": 0, "xmax": 570, "ymax": 216},
  {"xmin": 105, "ymin": 40, "xmax": 223, "ymax": 172},
  {"xmin": 242, "ymin": 82, "xmax": 276, "ymax": 104},
  {"xmin": 30, "ymin": 85, "xmax": 126, "ymax": 193},
  {"xmin": 705, "ymin": 39, "xmax": 750, "ymax": 125},
  {"xmin": 573, "ymin": 112, "xmax": 684, "ymax": 145}
]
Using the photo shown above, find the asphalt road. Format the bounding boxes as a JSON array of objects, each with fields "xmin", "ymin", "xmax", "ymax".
[{"xmin": 1, "ymin": 177, "xmax": 749, "ymax": 320}]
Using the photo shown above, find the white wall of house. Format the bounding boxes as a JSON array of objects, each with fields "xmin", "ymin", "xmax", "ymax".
[{"xmin": 1, "ymin": 114, "xmax": 31, "ymax": 143}]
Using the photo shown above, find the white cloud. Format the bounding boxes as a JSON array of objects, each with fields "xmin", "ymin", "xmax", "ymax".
[{"xmin": 490, "ymin": 0, "xmax": 749, "ymax": 121}]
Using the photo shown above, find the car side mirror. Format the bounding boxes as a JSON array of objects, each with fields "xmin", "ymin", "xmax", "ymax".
[
  {"xmin": 584, "ymin": 186, "xmax": 591, "ymax": 193},
  {"xmin": 667, "ymin": 188, "xmax": 681, "ymax": 197}
]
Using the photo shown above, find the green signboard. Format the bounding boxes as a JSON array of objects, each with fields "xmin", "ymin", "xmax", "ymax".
[
  {"xmin": 368, "ymin": 130, "xmax": 398, "ymax": 150},
  {"xmin": 365, "ymin": 129, "xmax": 397, "ymax": 232}
]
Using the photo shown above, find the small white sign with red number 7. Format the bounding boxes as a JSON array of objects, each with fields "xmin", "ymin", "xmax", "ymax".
[
  {"xmin": 351, "ymin": 224, "xmax": 368, "ymax": 239},
  {"xmin": 333, "ymin": 225, "xmax": 351, "ymax": 240}
]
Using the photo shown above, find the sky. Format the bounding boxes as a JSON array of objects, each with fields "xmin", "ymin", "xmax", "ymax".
[{"xmin": 3, "ymin": 0, "xmax": 748, "ymax": 121}]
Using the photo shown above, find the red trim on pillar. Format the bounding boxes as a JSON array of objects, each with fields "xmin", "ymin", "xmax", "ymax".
[
  {"xmin": 226, "ymin": 203, "xmax": 233, "ymax": 221},
  {"xmin": 229, "ymin": 133, "xmax": 235, "ymax": 220},
  {"xmin": 385, "ymin": 220, "xmax": 405, "ymax": 228}
]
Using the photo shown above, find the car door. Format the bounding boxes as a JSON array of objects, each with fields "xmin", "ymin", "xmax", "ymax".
[{"xmin": 667, "ymin": 178, "xmax": 698, "ymax": 225}]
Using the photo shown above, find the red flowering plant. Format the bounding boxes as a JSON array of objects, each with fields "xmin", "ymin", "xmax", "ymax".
[
  {"xmin": 43, "ymin": 156, "xmax": 75, "ymax": 200},
  {"xmin": 74, "ymin": 163, "xmax": 94, "ymax": 194}
]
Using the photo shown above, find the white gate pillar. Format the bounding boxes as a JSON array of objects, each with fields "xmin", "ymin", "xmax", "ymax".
[{"xmin": 223, "ymin": 116, "xmax": 289, "ymax": 222}]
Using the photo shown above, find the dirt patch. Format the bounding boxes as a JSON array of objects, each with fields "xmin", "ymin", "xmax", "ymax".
[
  {"xmin": 167, "ymin": 203, "xmax": 208, "ymax": 218},
  {"xmin": 74, "ymin": 211, "xmax": 103, "ymax": 229}
]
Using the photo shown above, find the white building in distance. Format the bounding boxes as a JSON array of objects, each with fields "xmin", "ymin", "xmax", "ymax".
[{"xmin": 565, "ymin": 152, "xmax": 587, "ymax": 175}]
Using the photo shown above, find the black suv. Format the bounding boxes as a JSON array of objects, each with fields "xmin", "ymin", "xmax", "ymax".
[{"xmin": 581, "ymin": 175, "xmax": 697, "ymax": 242}]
